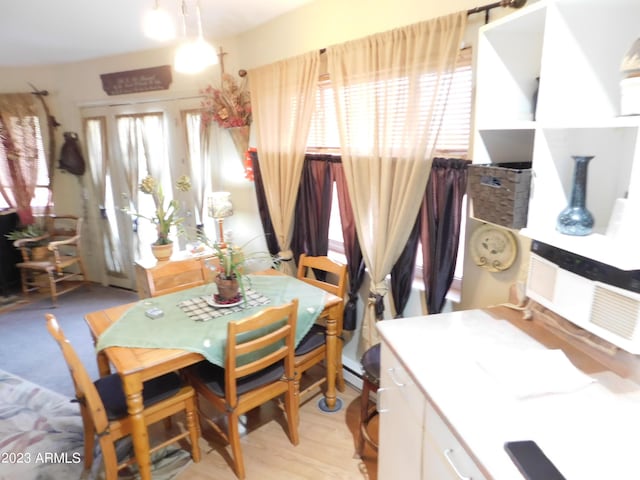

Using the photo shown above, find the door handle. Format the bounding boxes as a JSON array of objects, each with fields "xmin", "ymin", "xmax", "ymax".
[
  {"xmin": 376, "ymin": 387, "xmax": 390, "ymax": 413},
  {"xmin": 444, "ymin": 448, "xmax": 472, "ymax": 480}
]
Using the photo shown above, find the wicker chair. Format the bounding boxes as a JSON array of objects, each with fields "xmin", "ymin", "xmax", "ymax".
[{"xmin": 14, "ymin": 215, "xmax": 89, "ymax": 306}]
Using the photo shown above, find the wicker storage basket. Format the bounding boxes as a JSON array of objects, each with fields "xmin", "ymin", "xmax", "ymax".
[{"xmin": 467, "ymin": 162, "xmax": 532, "ymax": 229}]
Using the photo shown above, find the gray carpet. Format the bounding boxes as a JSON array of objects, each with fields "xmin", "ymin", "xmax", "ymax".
[
  {"xmin": 0, "ymin": 283, "xmax": 139, "ymax": 398},
  {"xmin": 0, "ymin": 367, "xmax": 193, "ymax": 480}
]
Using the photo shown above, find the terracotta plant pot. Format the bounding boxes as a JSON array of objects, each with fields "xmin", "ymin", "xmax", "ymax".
[
  {"xmin": 214, "ymin": 275, "xmax": 240, "ymax": 301},
  {"xmin": 151, "ymin": 242, "xmax": 173, "ymax": 262}
]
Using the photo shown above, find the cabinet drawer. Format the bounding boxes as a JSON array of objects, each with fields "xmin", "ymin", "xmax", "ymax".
[
  {"xmin": 424, "ymin": 400, "xmax": 486, "ymax": 480},
  {"xmin": 380, "ymin": 342, "xmax": 424, "ymax": 423},
  {"xmin": 378, "ymin": 342, "xmax": 425, "ymax": 480}
]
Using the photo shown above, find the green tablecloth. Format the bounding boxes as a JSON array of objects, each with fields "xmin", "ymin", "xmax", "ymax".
[{"xmin": 95, "ymin": 274, "xmax": 328, "ymax": 367}]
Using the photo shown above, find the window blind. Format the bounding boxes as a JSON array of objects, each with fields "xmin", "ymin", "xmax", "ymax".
[{"xmin": 307, "ymin": 47, "xmax": 472, "ymax": 158}]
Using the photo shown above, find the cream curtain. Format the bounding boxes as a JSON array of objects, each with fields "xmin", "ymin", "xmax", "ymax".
[
  {"xmin": 327, "ymin": 12, "xmax": 467, "ymax": 350},
  {"xmin": 84, "ymin": 117, "xmax": 126, "ymax": 281},
  {"xmin": 0, "ymin": 93, "xmax": 40, "ymax": 225},
  {"xmin": 248, "ymin": 51, "xmax": 320, "ymax": 275},
  {"xmin": 116, "ymin": 113, "xmax": 164, "ymax": 258},
  {"xmin": 183, "ymin": 111, "xmax": 212, "ymax": 228}
]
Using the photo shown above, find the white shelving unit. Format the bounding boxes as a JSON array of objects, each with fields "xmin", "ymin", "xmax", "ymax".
[{"xmin": 473, "ymin": 0, "xmax": 640, "ymax": 270}]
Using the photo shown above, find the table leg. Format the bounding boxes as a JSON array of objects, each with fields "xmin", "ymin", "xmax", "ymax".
[
  {"xmin": 318, "ymin": 304, "xmax": 343, "ymax": 412},
  {"xmin": 96, "ymin": 350, "xmax": 111, "ymax": 377},
  {"xmin": 122, "ymin": 374, "xmax": 152, "ymax": 480},
  {"xmin": 89, "ymin": 329, "xmax": 111, "ymax": 377},
  {"xmin": 336, "ymin": 328, "xmax": 346, "ymax": 392}
]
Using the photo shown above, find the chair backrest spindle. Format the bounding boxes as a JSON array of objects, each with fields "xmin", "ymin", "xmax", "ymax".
[
  {"xmin": 45, "ymin": 313, "xmax": 111, "ymax": 436},
  {"xmin": 224, "ymin": 299, "xmax": 298, "ymax": 406},
  {"xmin": 139, "ymin": 257, "xmax": 210, "ymax": 298},
  {"xmin": 296, "ymin": 254, "xmax": 347, "ymax": 300}
]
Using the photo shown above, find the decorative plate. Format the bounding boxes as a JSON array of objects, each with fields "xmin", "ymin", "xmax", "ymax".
[
  {"xmin": 470, "ymin": 224, "xmax": 517, "ymax": 272},
  {"xmin": 206, "ymin": 297, "xmax": 243, "ymax": 308}
]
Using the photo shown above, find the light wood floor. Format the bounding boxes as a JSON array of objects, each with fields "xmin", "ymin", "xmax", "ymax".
[{"xmin": 173, "ymin": 366, "xmax": 379, "ymax": 480}]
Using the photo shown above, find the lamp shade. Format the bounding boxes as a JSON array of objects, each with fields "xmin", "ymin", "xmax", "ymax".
[
  {"xmin": 174, "ymin": 36, "xmax": 218, "ymax": 74},
  {"xmin": 208, "ymin": 192, "xmax": 233, "ymax": 218},
  {"xmin": 143, "ymin": 6, "xmax": 176, "ymax": 41}
]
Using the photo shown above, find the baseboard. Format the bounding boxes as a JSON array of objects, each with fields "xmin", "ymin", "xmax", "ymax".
[{"xmin": 343, "ymin": 363, "xmax": 363, "ymax": 391}]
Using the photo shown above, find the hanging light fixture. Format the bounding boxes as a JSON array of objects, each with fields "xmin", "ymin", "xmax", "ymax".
[
  {"xmin": 143, "ymin": 0, "xmax": 176, "ymax": 41},
  {"xmin": 174, "ymin": 0, "xmax": 218, "ymax": 74}
]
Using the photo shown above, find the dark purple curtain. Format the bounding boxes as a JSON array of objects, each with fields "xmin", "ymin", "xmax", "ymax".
[
  {"xmin": 291, "ymin": 154, "xmax": 334, "ymax": 263},
  {"xmin": 331, "ymin": 161, "xmax": 365, "ymax": 331},
  {"xmin": 288, "ymin": 153, "xmax": 364, "ymax": 331},
  {"xmin": 421, "ymin": 157, "xmax": 469, "ymax": 313},
  {"xmin": 249, "ymin": 151, "xmax": 280, "ymax": 255},
  {"xmin": 390, "ymin": 212, "xmax": 421, "ymax": 317}
]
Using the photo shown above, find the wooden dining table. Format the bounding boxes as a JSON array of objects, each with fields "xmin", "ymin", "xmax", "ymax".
[{"xmin": 84, "ymin": 269, "xmax": 345, "ymax": 480}]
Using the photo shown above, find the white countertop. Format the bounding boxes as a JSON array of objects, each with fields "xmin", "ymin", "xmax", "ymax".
[{"xmin": 377, "ymin": 309, "xmax": 640, "ymax": 479}]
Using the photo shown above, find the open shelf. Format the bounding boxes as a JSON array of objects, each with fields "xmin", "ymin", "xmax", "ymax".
[
  {"xmin": 473, "ymin": 0, "xmax": 640, "ymax": 272},
  {"xmin": 475, "ymin": 2, "xmax": 546, "ymax": 126},
  {"xmin": 475, "ymin": 129, "xmax": 535, "ymax": 165}
]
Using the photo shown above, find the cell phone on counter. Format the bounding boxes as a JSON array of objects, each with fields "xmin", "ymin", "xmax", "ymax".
[{"xmin": 504, "ymin": 440, "xmax": 566, "ymax": 480}]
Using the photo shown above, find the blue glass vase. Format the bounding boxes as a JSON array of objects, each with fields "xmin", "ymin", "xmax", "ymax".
[{"xmin": 556, "ymin": 155, "xmax": 594, "ymax": 236}]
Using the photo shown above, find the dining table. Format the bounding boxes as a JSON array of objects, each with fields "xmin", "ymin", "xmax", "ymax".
[{"xmin": 84, "ymin": 269, "xmax": 344, "ymax": 480}]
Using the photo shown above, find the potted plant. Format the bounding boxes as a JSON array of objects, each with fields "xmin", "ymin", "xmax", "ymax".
[
  {"xmin": 123, "ymin": 174, "xmax": 191, "ymax": 261},
  {"xmin": 5, "ymin": 223, "xmax": 49, "ymax": 260},
  {"xmin": 198, "ymin": 233, "xmax": 276, "ymax": 305}
]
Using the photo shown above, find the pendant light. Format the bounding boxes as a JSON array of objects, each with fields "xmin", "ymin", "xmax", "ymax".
[
  {"xmin": 143, "ymin": 0, "xmax": 176, "ymax": 41},
  {"xmin": 174, "ymin": 0, "xmax": 218, "ymax": 74}
]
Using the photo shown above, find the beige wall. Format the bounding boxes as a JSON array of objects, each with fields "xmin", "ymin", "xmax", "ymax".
[{"xmin": 236, "ymin": 0, "xmax": 480, "ymax": 68}]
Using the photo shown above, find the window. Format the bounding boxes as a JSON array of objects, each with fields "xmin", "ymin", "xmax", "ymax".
[
  {"xmin": 308, "ymin": 48, "xmax": 472, "ymax": 158},
  {"xmin": 116, "ymin": 112, "xmax": 169, "ymax": 247},
  {"xmin": 84, "ymin": 116, "xmax": 126, "ymax": 277},
  {"xmin": 0, "ymin": 115, "xmax": 49, "ymax": 211},
  {"xmin": 308, "ymin": 48, "xmax": 472, "ymax": 284},
  {"xmin": 82, "ymin": 98, "xmax": 201, "ymax": 290}
]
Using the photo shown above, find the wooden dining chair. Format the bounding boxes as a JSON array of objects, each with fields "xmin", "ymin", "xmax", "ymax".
[
  {"xmin": 45, "ymin": 313, "xmax": 201, "ymax": 480},
  {"xmin": 294, "ymin": 254, "xmax": 348, "ymax": 401},
  {"xmin": 136, "ymin": 256, "xmax": 210, "ymax": 298},
  {"xmin": 186, "ymin": 299, "xmax": 300, "ymax": 479}
]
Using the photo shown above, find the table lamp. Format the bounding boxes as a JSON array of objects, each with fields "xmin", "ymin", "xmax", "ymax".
[{"xmin": 208, "ymin": 191, "xmax": 233, "ymax": 248}]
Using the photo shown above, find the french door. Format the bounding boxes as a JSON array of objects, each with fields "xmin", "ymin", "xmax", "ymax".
[{"xmin": 82, "ymin": 98, "xmax": 212, "ymax": 290}]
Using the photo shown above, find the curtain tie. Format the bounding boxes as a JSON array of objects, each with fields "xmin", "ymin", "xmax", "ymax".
[
  {"xmin": 277, "ymin": 249, "xmax": 293, "ymax": 261},
  {"xmin": 368, "ymin": 292, "xmax": 385, "ymax": 320}
]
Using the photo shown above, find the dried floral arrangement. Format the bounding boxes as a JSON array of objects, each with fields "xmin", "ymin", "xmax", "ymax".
[{"xmin": 201, "ymin": 73, "xmax": 252, "ymax": 128}]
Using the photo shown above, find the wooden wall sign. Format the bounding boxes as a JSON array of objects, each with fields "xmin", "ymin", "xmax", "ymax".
[{"xmin": 100, "ymin": 65, "xmax": 172, "ymax": 96}]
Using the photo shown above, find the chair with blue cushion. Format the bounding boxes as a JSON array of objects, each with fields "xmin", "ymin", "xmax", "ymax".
[
  {"xmin": 357, "ymin": 342, "xmax": 381, "ymax": 457},
  {"xmin": 295, "ymin": 254, "xmax": 348, "ymax": 403},
  {"xmin": 185, "ymin": 299, "xmax": 300, "ymax": 479},
  {"xmin": 45, "ymin": 313, "xmax": 201, "ymax": 480}
]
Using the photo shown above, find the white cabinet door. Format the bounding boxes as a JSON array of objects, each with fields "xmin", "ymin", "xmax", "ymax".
[
  {"xmin": 423, "ymin": 400, "xmax": 487, "ymax": 480},
  {"xmin": 378, "ymin": 341, "xmax": 425, "ymax": 480}
]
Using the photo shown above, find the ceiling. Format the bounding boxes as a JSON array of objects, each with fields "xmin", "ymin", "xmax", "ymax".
[{"xmin": 0, "ymin": 0, "xmax": 313, "ymax": 67}]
